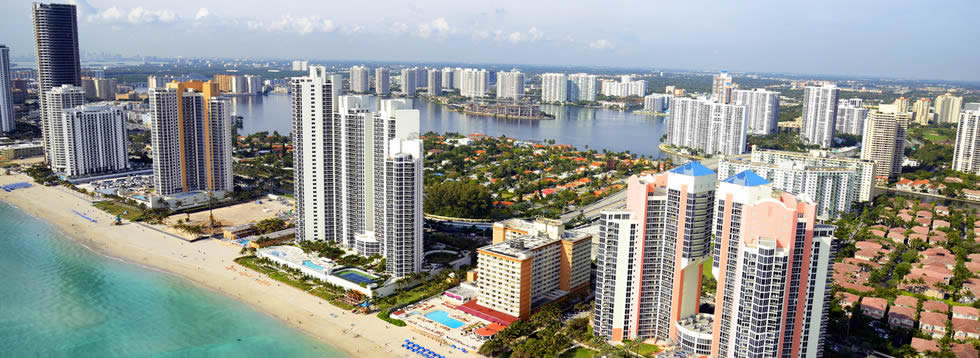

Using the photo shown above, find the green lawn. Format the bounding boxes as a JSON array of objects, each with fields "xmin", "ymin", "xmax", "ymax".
[
  {"xmin": 636, "ymin": 343, "xmax": 661, "ymax": 356},
  {"xmin": 94, "ymin": 201, "xmax": 144, "ymax": 221},
  {"xmin": 702, "ymin": 257, "xmax": 714, "ymax": 281},
  {"xmin": 559, "ymin": 347, "xmax": 596, "ymax": 358}
]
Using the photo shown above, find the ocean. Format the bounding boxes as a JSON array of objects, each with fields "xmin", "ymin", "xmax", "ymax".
[{"xmin": 0, "ymin": 201, "xmax": 343, "ymax": 357}]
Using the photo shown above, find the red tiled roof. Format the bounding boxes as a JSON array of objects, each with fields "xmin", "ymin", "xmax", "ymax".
[
  {"xmin": 456, "ymin": 300, "xmax": 518, "ymax": 326},
  {"xmin": 953, "ymin": 318, "xmax": 980, "ymax": 335},
  {"xmin": 953, "ymin": 305, "xmax": 980, "ymax": 318},
  {"xmin": 922, "ymin": 300, "xmax": 949, "ymax": 313},
  {"xmin": 920, "ymin": 311, "xmax": 948, "ymax": 327},
  {"xmin": 861, "ymin": 297, "xmax": 888, "ymax": 311},
  {"xmin": 910, "ymin": 338, "xmax": 940, "ymax": 353},
  {"xmin": 893, "ymin": 295, "xmax": 918, "ymax": 308}
]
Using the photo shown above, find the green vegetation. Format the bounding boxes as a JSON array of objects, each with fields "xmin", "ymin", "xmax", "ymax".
[
  {"xmin": 778, "ymin": 104, "xmax": 801, "ymax": 122},
  {"xmin": 234, "ymin": 256, "xmax": 357, "ymax": 310},
  {"xmin": 94, "ymin": 201, "xmax": 144, "ymax": 221},
  {"xmin": 747, "ymin": 132, "xmax": 819, "ymax": 153},
  {"xmin": 255, "ymin": 217, "xmax": 287, "ymax": 234},
  {"xmin": 424, "ymin": 181, "xmax": 494, "ymax": 218},
  {"xmin": 24, "ymin": 164, "xmax": 57, "ymax": 184},
  {"xmin": 635, "ymin": 343, "xmax": 661, "ymax": 356},
  {"xmin": 559, "ymin": 347, "xmax": 596, "ymax": 358}
]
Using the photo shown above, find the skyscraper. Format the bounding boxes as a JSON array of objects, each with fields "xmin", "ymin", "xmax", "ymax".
[
  {"xmin": 710, "ymin": 171, "xmax": 835, "ymax": 358},
  {"xmin": 54, "ymin": 103, "xmax": 129, "ymax": 177},
  {"xmin": 44, "ymin": 85, "xmax": 85, "ymax": 173},
  {"xmin": 643, "ymin": 93, "xmax": 671, "ymax": 113},
  {"xmin": 936, "ymin": 93, "xmax": 963, "ymax": 124},
  {"xmin": 541, "ymin": 73, "xmax": 568, "ymax": 103},
  {"xmin": 667, "ymin": 97, "xmax": 747, "ymax": 156},
  {"xmin": 733, "ymin": 88, "xmax": 780, "ymax": 135},
  {"xmin": 427, "ymin": 69, "xmax": 442, "ymax": 96},
  {"xmin": 292, "ymin": 66, "xmax": 423, "ymax": 277},
  {"xmin": 496, "ymin": 70, "xmax": 525, "ymax": 99},
  {"xmin": 952, "ymin": 111, "xmax": 980, "ymax": 175},
  {"xmin": 375, "ymin": 67, "xmax": 390, "ymax": 95},
  {"xmin": 712, "ymin": 71, "xmax": 736, "ymax": 104},
  {"xmin": 835, "ymin": 98, "xmax": 868, "ymax": 136},
  {"xmin": 913, "ymin": 98, "xmax": 932, "ymax": 125},
  {"xmin": 894, "ymin": 97, "xmax": 910, "ymax": 113},
  {"xmin": 441, "ymin": 67, "xmax": 454, "ymax": 90},
  {"xmin": 148, "ymin": 81, "xmax": 233, "ymax": 196},
  {"xmin": 593, "ymin": 162, "xmax": 716, "ymax": 342},
  {"xmin": 33, "ymin": 2, "xmax": 82, "ymax": 162},
  {"xmin": 800, "ymin": 84, "xmax": 839, "ymax": 148},
  {"xmin": 861, "ymin": 109, "xmax": 910, "ymax": 179},
  {"xmin": 459, "ymin": 69, "xmax": 489, "ymax": 98},
  {"xmin": 400, "ymin": 68, "xmax": 417, "ymax": 95},
  {"xmin": 0, "ymin": 45, "xmax": 14, "ymax": 132},
  {"xmin": 568, "ymin": 73, "xmax": 597, "ymax": 102},
  {"xmin": 349, "ymin": 65, "xmax": 370, "ymax": 93}
]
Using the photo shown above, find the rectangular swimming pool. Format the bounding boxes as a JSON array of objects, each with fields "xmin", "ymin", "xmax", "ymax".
[{"xmin": 424, "ymin": 310, "xmax": 464, "ymax": 329}]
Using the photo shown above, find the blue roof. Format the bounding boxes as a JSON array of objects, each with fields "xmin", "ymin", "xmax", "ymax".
[
  {"xmin": 669, "ymin": 161, "xmax": 715, "ymax": 177},
  {"xmin": 721, "ymin": 170, "xmax": 770, "ymax": 187}
]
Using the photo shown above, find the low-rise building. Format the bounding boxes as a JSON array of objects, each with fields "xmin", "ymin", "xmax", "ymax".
[
  {"xmin": 952, "ymin": 318, "xmax": 980, "ymax": 340},
  {"xmin": 919, "ymin": 311, "xmax": 949, "ymax": 339},
  {"xmin": 910, "ymin": 338, "xmax": 940, "ymax": 355},
  {"xmin": 223, "ymin": 223, "xmax": 258, "ymax": 240},
  {"xmin": 0, "ymin": 142, "xmax": 44, "ymax": 160},
  {"xmin": 953, "ymin": 305, "xmax": 980, "ymax": 320},
  {"xmin": 861, "ymin": 297, "xmax": 888, "ymax": 320},
  {"xmin": 894, "ymin": 295, "xmax": 918, "ymax": 309},
  {"xmin": 922, "ymin": 300, "xmax": 949, "ymax": 313},
  {"xmin": 951, "ymin": 343, "xmax": 980, "ymax": 358},
  {"xmin": 887, "ymin": 305, "xmax": 916, "ymax": 329}
]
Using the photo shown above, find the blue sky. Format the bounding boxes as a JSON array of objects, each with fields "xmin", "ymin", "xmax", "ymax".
[{"xmin": 2, "ymin": 0, "xmax": 979, "ymax": 81}]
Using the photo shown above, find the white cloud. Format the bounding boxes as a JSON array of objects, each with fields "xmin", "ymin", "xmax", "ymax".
[
  {"xmin": 480, "ymin": 27, "xmax": 544, "ymax": 44},
  {"xmin": 416, "ymin": 18, "xmax": 451, "ymax": 38},
  {"xmin": 87, "ymin": 6, "xmax": 176, "ymax": 24},
  {"xmin": 195, "ymin": 8, "xmax": 209, "ymax": 20},
  {"xmin": 390, "ymin": 22, "xmax": 409, "ymax": 34},
  {"xmin": 508, "ymin": 32, "xmax": 523, "ymax": 43},
  {"xmin": 247, "ymin": 16, "xmax": 336, "ymax": 35},
  {"xmin": 588, "ymin": 39, "xmax": 614, "ymax": 50},
  {"xmin": 528, "ymin": 27, "xmax": 543, "ymax": 41},
  {"xmin": 87, "ymin": 7, "xmax": 123, "ymax": 23}
]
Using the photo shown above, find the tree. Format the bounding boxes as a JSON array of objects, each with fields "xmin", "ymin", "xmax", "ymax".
[
  {"xmin": 255, "ymin": 217, "xmax": 286, "ymax": 234},
  {"xmin": 424, "ymin": 181, "xmax": 494, "ymax": 218}
]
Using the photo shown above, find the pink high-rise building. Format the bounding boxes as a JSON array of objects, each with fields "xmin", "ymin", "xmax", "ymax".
[
  {"xmin": 707, "ymin": 170, "xmax": 835, "ymax": 358},
  {"xmin": 593, "ymin": 162, "xmax": 716, "ymax": 343}
]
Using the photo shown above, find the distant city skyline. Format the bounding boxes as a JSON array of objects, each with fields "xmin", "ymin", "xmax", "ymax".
[{"xmin": 2, "ymin": 0, "xmax": 979, "ymax": 82}]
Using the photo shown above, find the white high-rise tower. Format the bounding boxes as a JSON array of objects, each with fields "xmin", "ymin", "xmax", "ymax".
[
  {"xmin": 349, "ymin": 65, "xmax": 370, "ymax": 93},
  {"xmin": 0, "ymin": 45, "xmax": 14, "ymax": 132},
  {"xmin": 800, "ymin": 84, "xmax": 839, "ymax": 148}
]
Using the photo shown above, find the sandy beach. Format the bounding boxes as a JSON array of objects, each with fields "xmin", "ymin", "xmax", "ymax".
[{"xmin": 0, "ymin": 173, "xmax": 456, "ymax": 358}]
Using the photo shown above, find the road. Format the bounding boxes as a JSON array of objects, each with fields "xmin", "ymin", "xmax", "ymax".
[{"xmin": 558, "ymin": 158, "xmax": 720, "ymax": 223}]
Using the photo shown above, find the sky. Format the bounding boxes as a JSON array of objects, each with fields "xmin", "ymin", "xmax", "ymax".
[{"xmin": 2, "ymin": 0, "xmax": 979, "ymax": 82}]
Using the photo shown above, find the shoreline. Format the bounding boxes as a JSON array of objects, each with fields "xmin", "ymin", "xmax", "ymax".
[{"xmin": 0, "ymin": 173, "xmax": 453, "ymax": 358}]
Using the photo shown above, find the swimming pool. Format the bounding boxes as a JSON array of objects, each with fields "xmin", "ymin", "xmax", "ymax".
[
  {"xmin": 302, "ymin": 260, "xmax": 325, "ymax": 271},
  {"xmin": 334, "ymin": 268, "xmax": 376, "ymax": 284},
  {"xmin": 424, "ymin": 310, "xmax": 464, "ymax": 329}
]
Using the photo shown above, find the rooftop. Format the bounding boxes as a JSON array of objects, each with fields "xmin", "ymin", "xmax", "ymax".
[
  {"xmin": 721, "ymin": 170, "xmax": 770, "ymax": 187},
  {"xmin": 670, "ymin": 161, "xmax": 714, "ymax": 177}
]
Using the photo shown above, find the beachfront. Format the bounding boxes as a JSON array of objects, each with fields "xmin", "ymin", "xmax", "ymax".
[{"xmin": 0, "ymin": 173, "xmax": 460, "ymax": 358}]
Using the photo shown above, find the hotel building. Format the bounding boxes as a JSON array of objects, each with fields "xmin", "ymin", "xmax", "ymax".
[
  {"xmin": 44, "ymin": 85, "xmax": 85, "ymax": 173},
  {"xmin": 710, "ymin": 170, "xmax": 835, "ymax": 358},
  {"xmin": 861, "ymin": 108, "xmax": 910, "ymax": 179},
  {"xmin": 496, "ymin": 70, "xmax": 525, "ymax": 100},
  {"xmin": 733, "ymin": 88, "xmax": 780, "ymax": 135},
  {"xmin": 148, "ymin": 80, "xmax": 233, "ymax": 196},
  {"xmin": 593, "ymin": 162, "xmax": 716, "ymax": 342},
  {"xmin": 541, "ymin": 73, "xmax": 568, "ymax": 103},
  {"xmin": 952, "ymin": 111, "xmax": 980, "ymax": 175},
  {"xmin": 800, "ymin": 84, "xmax": 839, "ymax": 148},
  {"xmin": 475, "ymin": 218, "xmax": 592, "ymax": 320},
  {"xmin": 666, "ymin": 97, "xmax": 747, "ymax": 156},
  {"xmin": 836, "ymin": 98, "xmax": 868, "ymax": 136},
  {"xmin": 53, "ymin": 103, "xmax": 129, "ymax": 177},
  {"xmin": 936, "ymin": 93, "xmax": 963, "ymax": 124},
  {"xmin": 718, "ymin": 148, "xmax": 875, "ymax": 219},
  {"xmin": 33, "ymin": 2, "xmax": 82, "ymax": 162},
  {"xmin": 292, "ymin": 66, "xmax": 423, "ymax": 277},
  {"xmin": 349, "ymin": 65, "xmax": 370, "ymax": 93}
]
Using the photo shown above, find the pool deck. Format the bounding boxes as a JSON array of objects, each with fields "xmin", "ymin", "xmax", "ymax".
[{"xmin": 401, "ymin": 295, "xmax": 489, "ymax": 352}]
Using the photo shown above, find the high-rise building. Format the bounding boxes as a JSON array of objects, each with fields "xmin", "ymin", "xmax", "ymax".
[
  {"xmin": 936, "ymin": 93, "xmax": 963, "ymax": 124},
  {"xmin": 712, "ymin": 71, "xmax": 736, "ymax": 104},
  {"xmin": 894, "ymin": 97, "xmax": 910, "ymax": 113},
  {"xmin": 148, "ymin": 81, "xmax": 233, "ymax": 196},
  {"xmin": 710, "ymin": 171, "xmax": 836, "ymax": 358},
  {"xmin": 952, "ymin": 111, "xmax": 980, "ymax": 175},
  {"xmin": 441, "ymin": 68, "xmax": 454, "ymax": 90},
  {"xmin": 53, "ymin": 103, "xmax": 128, "ymax": 177},
  {"xmin": 291, "ymin": 60, "xmax": 308, "ymax": 71},
  {"xmin": 0, "ymin": 45, "xmax": 14, "ymax": 132},
  {"xmin": 243, "ymin": 75, "xmax": 263, "ymax": 93},
  {"xmin": 965, "ymin": 103, "xmax": 980, "ymax": 112},
  {"xmin": 800, "ymin": 84, "xmax": 839, "ymax": 148},
  {"xmin": 427, "ymin": 69, "xmax": 442, "ymax": 96},
  {"xmin": 541, "ymin": 73, "xmax": 568, "ymax": 103},
  {"xmin": 861, "ymin": 109, "xmax": 910, "ymax": 179},
  {"xmin": 292, "ymin": 66, "xmax": 423, "ymax": 277},
  {"xmin": 33, "ymin": 2, "xmax": 82, "ymax": 163},
  {"xmin": 643, "ymin": 93, "xmax": 671, "ymax": 113},
  {"xmin": 459, "ymin": 69, "xmax": 489, "ymax": 98},
  {"xmin": 349, "ymin": 66, "xmax": 370, "ymax": 93},
  {"xmin": 375, "ymin": 67, "xmax": 390, "ymax": 95},
  {"xmin": 92, "ymin": 77, "xmax": 117, "ymax": 100},
  {"xmin": 496, "ymin": 70, "xmax": 525, "ymax": 100},
  {"xmin": 835, "ymin": 98, "xmax": 868, "ymax": 136},
  {"xmin": 476, "ymin": 218, "xmax": 591, "ymax": 320},
  {"xmin": 568, "ymin": 73, "xmax": 597, "ymax": 102},
  {"xmin": 44, "ymin": 85, "xmax": 85, "ymax": 173},
  {"xmin": 667, "ymin": 97, "xmax": 747, "ymax": 156},
  {"xmin": 913, "ymin": 98, "xmax": 932, "ymax": 125},
  {"xmin": 733, "ymin": 88, "xmax": 780, "ymax": 135},
  {"xmin": 718, "ymin": 148, "xmax": 876, "ymax": 219},
  {"xmin": 600, "ymin": 77, "xmax": 646, "ymax": 98},
  {"xmin": 400, "ymin": 68, "xmax": 417, "ymax": 96},
  {"xmin": 593, "ymin": 162, "xmax": 716, "ymax": 342}
]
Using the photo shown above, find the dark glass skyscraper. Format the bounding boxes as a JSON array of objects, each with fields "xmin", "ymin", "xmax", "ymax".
[{"xmin": 33, "ymin": 2, "xmax": 81, "ymax": 162}]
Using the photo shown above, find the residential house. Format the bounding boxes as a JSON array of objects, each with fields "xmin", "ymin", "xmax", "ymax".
[
  {"xmin": 861, "ymin": 297, "xmax": 888, "ymax": 320},
  {"xmin": 953, "ymin": 306, "xmax": 980, "ymax": 320},
  {"xmin": 919, "ymin": 311, "xmax": 949, "ymax": 339},
  {"xmin": 910, "ymin": 338, "xmax": 940, "ymax": 355},
  {"xmin": 952, "ymin": 318, "xmax": 980, "ymax": 340},
  {"xmin": 887, "ymin": 305, "xmax": 916, "ymax": 329}
]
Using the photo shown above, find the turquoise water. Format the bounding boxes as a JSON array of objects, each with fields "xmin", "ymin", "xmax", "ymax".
[
  {"xmin": 0, "ymin": 201, "xmax": 344, "ymax": 357},
  {"xmin": 302, "ymin": 260, "xmax": 326, "ymax": 271},
  {"xmin": 423, "ymin": 311, "xmax": 464, "ymax": 329}
]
